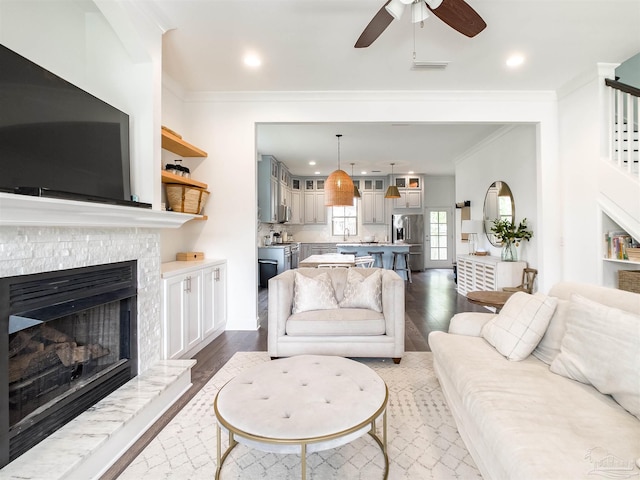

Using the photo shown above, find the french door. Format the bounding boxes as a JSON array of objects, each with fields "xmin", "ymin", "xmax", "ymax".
[{"xmin": 424, "ymin": 207, "xmax": 454, "ymax": 268}]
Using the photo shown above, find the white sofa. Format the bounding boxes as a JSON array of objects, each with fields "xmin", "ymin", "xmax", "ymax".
[
  {"xmin": 429, "ymin": 282, "xmax": 640, "ymax": 479},
  {"xmin": 267, "ymin": 267, "xmax": 405, "ymax": 362}
]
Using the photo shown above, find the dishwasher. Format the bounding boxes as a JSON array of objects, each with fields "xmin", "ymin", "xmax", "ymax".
[{"xmin": 290, "ymin": 243, "xmax": 299, "ymax": 269}]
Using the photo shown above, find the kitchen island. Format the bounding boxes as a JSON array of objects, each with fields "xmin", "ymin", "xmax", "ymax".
[{"xmin": 336, "ymin": 242, "xmax": 410, "ymax": 271}]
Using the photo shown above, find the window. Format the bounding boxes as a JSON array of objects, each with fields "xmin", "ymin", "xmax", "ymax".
[
  {"xmin": 429, "ymin": 210, "xmax": 448, "ymax": 260},
  {"xmin": 332, "ymin": 204, "xmax": 357, "ymax": 237}
]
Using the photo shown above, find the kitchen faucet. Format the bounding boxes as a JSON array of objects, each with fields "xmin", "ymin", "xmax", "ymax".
[{"xmin": 344, "ymin": 227, "xmax": 349, "ymax": 242}]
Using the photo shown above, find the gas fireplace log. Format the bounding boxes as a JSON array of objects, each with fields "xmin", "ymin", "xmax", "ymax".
[
  {"xmin": 8, "ymin": 330, "xmax": 37, "ymax": 357},
  {"xmin": 56, "ymin": 343, "xmax": 110, "ymax": 367},
  {"xmin": 9, "ymin": 342, "xmax": 73, "ymax": 383}
]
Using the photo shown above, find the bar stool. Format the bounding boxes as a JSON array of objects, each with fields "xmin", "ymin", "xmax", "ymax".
[
  {"xmin": 392, "ymin": 251, "xmax": 412, "ymax": 283},
  {"xmin": 368, "ymin": 251, "xmax": 384, "ymax": 268}
]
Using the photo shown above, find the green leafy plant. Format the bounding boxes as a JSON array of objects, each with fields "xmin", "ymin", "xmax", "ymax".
[{"xmin": 490, "ymin": 218, "xmax": 533, "ymax": 246}]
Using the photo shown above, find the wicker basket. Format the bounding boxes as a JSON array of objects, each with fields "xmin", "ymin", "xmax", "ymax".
[
  {"xmin": 165, "ymin": 184, "xmax": 210, "ymax": 214},
  {"xmin": 626, "ymin": 247, "xmax": 640, "ymax": 262},
  {"xmin": 618, "ymin": 270, "xmax": 640, "ymax": 294}
]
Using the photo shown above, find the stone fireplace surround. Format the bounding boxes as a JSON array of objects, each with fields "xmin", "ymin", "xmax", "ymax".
[{"xmin": 0, "ymin": 195, "xmax": 198, "ymax": 479}]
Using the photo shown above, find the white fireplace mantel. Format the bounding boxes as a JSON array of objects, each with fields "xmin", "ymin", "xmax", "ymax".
[{"xmin": 0, "ymin": 193, "xmax": 197, "ymax": 228}]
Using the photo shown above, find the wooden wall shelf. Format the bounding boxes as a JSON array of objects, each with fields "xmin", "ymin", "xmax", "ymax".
[
  {"xmin": 161, "ymin": 170, "xmax": 208, "ymax": 189},
  {"xmin": 161, "ymin": 129, "xmax": 208, "ymax": 158}
]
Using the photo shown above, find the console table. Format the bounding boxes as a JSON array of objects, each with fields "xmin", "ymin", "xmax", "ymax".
[{"xmin": 456, "ymin": 255, "xmax": 526, "ymax": 296}]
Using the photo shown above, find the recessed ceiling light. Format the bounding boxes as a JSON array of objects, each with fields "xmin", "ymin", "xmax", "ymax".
[
  {"xmin": 309, "ymin": 161, "xmax": 316, "ymax": 166},
  {"xmin": 506, "ymin": 54, "xmax": 525, "ymax": 68},
  {"xmin": 408, "ymin": 170, "xmax": 414, "ymax": 174},
  {"xmin": 360, "ymin": 171, "xmax": 367, "ymax": 175},
  {"xmin": 243, "ymin": 53, "xmax": 262, "ymax": 68},
  {"xmin": 314, "ymin": 171, "xmax": 321, "ymax": 175}
]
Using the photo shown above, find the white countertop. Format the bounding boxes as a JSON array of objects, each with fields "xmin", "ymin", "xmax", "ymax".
[
  {"xmin": 337, "ymin": 242, "xmax": 408, "ymax": 247},
  {"xmin": 161, "ymin": 259, "xmax": 226, "ymax": 277}
]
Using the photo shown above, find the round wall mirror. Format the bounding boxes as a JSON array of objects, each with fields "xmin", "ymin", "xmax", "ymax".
[{"xmin": 483, "ymin": 181, "xmax": 515, "ymax": 247}]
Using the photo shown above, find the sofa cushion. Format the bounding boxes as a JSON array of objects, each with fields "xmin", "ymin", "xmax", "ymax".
[
  {"xmin": 286, "ymin": 308, "xmax": 386, "ymax": 336},
  {"xmin": 338, "ymin": 268, "xmax": 382, "ymax": 312},
  {"xmin": 481, "ymin": 292, "xmax": 557, "ymax": 361},
  {"xmin": 532, "ymin": 298, "xmax": 571, "ymax": 364},
  {"xmin": 550, "ymin": 294, "xmax": 640, "ymax": 420},
  {"xmin": 292, "ymin": 271, "xmax": 338, "ymax": 314}
]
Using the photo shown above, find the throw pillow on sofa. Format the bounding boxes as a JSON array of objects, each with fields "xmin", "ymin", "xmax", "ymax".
[
  {"xmin": 481, "ymin": 291, "xmax": 558, "ymax": 361},
  {"xmin": 550, "ymin": 294, "xmax": 640, "ymax": 420},
  {"xmin": 292, "ymin": 271, "xmax": 338, "ymax": 314},
  {"xmin": 339, "ymin": 268, "xmax": 382, "ymax": 312},
  {"xmin": 532, "ymin": 298, "xmax": 571, "ymax": 364}
]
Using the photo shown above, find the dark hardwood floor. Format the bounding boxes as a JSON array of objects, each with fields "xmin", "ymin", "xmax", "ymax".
[{"xmin": 103, "ymin": 268, "xmax": 485, "ymax": 479}]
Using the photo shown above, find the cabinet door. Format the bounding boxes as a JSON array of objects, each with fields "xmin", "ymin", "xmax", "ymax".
[
  {"xmin": 315, "ymin": 192, "xmax": 326, "ymax": 223},
  {"xmin": 184, "ymin": 273, "xmax": 202, "ymax": 352},
  {"xmin": 202, "ymin": 267, "xmax": 215, "ymax": 337},
  {"xmin": 163, "ymin": 275, "xmax": 186, "ymax": 359},
  {"xmin": 213, "ymin": 264, "xmax": 227, "ymax": 330},
  {"xmin": 304, "ymin": 192, "xmax": 316, "ymax": 223},
  {"xmin": 394, "ymin": 190, "xmax": 422, "ymax": 209},
  {"xmin": 290, "ymin": 190, "xmax": 302, "ymax": 224},
  {"xmin": 270, "ymin": 177, "xmax": 279, "ymax": 222}
]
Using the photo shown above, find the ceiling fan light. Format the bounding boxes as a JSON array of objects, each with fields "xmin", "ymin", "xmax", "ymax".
[
  {"xmin": 384, "ymin": 0, "xmax": 405, "ymax": 20},
  {"xmin": 424, "ymin": 0, "xmax": 443, "ymax": 9},
  {"xmin": 411, "ymin": 2, "xmax": 429, "ymax": 23}
]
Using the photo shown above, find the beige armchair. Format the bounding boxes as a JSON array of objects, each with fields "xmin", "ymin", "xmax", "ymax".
[{"xmin": 267, "ymin": 267, "xmax": 405, "ymax": 363}]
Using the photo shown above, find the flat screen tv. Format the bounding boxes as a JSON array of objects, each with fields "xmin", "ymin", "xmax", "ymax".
[{"xmin": 0, "ymin": 43, "xmax": 150, "ymax": 208}]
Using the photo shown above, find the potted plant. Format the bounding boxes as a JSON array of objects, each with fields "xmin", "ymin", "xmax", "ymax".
[{"xmin": 490, "ymin": 218, "xmax": 533, "ymax": 261}]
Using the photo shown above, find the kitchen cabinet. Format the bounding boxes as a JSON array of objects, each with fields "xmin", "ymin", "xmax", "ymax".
[
  {"xmin": 304, "ymin": 191, "xmax": 326, "ymax": 224},
  {"xmin": 258, "ymin": 155, "xmax": 280, "ymax": 223},
  {"xmin": 258, "ymin": 246, "xmax": 291, "ymax": 275},
  {"xmin": 300, "ymin": 243, "xmax": 338, "ymax": 261},
  {"xmin": 279, "ymin": 163, "xmax": 291, "ymax": 207},
  {"xmin": 456, "ymin": 255, "xmax": 526, "ymax": 297},
  {"xmin": 394, "ymin": 190, "xmax": 422, "ymax": 209},
  {"xmin": 303, "ymin": 178, "xmax": 326, "ymax": 224},
  {"xmin": 362, "ymin": 191, "xmax": 385, "ymax": 224},
  {"xmin": 290, "ymin": 189, "xmax": 303, "ymax": 224},
  {"xmin": 362, "ymin": 178, "xmax": 385, "ymax": 191},
  {"xmin": 393, "ymin": 175, "xmax": 423, "ymax": 209},
  {"xmin": 162, "ymin": 259, "xmax": 227, "ymax": 359}
]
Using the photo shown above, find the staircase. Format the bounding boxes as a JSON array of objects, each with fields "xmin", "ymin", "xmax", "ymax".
[
  {"xmin": 606, "ymin": 78, "xmax": 639, "ymax": 179},
  {"xmin": 601, "ymin": 78, "xmax": 640, "ymax": 243}
]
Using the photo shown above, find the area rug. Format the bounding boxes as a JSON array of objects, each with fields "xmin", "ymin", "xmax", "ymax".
[{"xmin": 118, "ymin": 352, "xmax": 481, "ymax": 479}]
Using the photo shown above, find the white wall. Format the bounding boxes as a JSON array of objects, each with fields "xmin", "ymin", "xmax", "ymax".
[
  {"xmin": 160, "ymin": 91, "xmax": 559, "ymax": 330},
  {"xmin": 455, "ymin": 126, "xmax": 538, "ymax": 268}
]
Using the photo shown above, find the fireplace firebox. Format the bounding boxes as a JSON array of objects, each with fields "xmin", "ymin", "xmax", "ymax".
[{"xmin": 0, "ymin": 261, "xmax": 138, "ymax": 468}]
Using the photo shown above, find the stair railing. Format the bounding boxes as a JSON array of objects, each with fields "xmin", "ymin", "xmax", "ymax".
[{"xmin": 605, "ymin": 78, "xmax": 639, "ymax": 180}]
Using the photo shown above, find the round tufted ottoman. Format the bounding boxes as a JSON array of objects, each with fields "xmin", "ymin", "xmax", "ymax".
[{"xmin": 214, "ymin": 355, "xmax": 388, "ymax": 479}]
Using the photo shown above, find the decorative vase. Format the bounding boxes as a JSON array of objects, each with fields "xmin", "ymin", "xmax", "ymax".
[{"xmin": 501, "ymin": 242, "xmax": 517, "ymax": 261}]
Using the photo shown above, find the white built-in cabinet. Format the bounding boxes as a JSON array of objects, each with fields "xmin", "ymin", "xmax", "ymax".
[
  {"xmin": 393, "ymin": 175, "xmax": 423, "ymax": 209},
  {"xmin": 456, "ymin": 255, "xmax": 526, "ymax": 296},
  {"xmin": 304, "ymin": 178, "xmax": 326, "ymax": 224},
  {"xmin": 360, "ymin": 178, "xmax": 386, "ymax": 224},
  {"xmin": 161, "ymin": 259, "xmax": 227, "ymax": 359},
  {"xmin": 289, "ymin": 178, "xmax": 303, "ymax": 224}
]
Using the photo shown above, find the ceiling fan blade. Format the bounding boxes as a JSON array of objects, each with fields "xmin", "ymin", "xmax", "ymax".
[
  {"xmin": 426, "ymin": 0, "xmax": 486, "ymax": 38},
  {"xmin": 354, "ymin": 1, "xmax": 394, "ymax": 48}
]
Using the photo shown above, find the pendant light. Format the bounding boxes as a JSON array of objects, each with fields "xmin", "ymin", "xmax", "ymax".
[
  {"xmin": 385, "ymin": 162, "xmax": 401, "ymax": 198},
  {"xmin": 351, "ymin": 163, "xmax": 361, "ymax": 198},
  {"xmin": 325, "ymin": 134, "xmax": 355, "ymax": 206}
]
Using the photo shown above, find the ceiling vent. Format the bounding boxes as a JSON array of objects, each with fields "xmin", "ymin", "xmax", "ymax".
[{"xmin": 411, "ymin": 61, "xmax": 450, "ymax": 70}]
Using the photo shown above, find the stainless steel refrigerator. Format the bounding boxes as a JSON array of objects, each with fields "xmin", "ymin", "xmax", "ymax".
[{"xmin": 392, "ymin": 214, "xmax": 424, "ymax": 271}]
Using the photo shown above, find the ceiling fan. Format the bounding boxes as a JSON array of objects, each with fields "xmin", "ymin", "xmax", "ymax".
[{"xmin": 355, "ymin": 0, "xmax": 486, "ymax": 48}]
